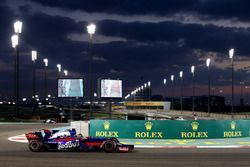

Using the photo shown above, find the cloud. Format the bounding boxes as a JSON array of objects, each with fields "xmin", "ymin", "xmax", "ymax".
[
  {"xmin": 30, "ymin": 0, "xmax": 250, "ymax": 23},
  {"xmin": 93, "ymin": 56, "xmax": 108, "ymax": 62},
  {"xmin": 109, "ymin": 69, "xmax": 123, "ymax": 74},
  {"xmin": 67, "ymin": 33, "xmax": 127, "ymax": 43}
]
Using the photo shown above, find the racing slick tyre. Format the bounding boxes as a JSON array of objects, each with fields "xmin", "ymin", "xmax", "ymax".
[
  {"xmin": 102, "ymin": 140, "xmax": 117, "ymax": 153},
  {"xmin": 110, "ymin": 137, "xmax": 119, "ymax": 144},
  {"xmin": 28, "ymin": 140, "xmax": 43, "ymax": 152}
]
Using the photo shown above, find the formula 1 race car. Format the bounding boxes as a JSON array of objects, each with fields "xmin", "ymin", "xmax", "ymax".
[{"xmin": 25, "ymin": 129, "xmax": 134, "ymax": 153}]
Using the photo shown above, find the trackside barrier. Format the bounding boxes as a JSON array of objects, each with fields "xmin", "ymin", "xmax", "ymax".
[{"xmin": 89, "ymin": 120, "xmax": 250, "ymax": 139}]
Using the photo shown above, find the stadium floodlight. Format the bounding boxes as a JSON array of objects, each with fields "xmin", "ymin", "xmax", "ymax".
[
  {"xmin": 179, "ymin": 71, "xmax": 183, "ymax": 78},
  {"xmin": 163, "ymin": 78, "xmax": 167, "ymax": 85},
  {"xmin": 191, "ymin": 65, "xmax": 195, "ymax": 74},
  {"xmin": 206, "ymin": 58, "xmax": 211, "ymax": 67},
  {"xmin": 87, "ymin": 23, "xmax": 96, "ymax": 36},
  {"xmin": 171, "ymin": 75, "xmax": 174, "ymax": 82},
  {"xmin": 11, "ymin": 34, "xmax": 18, "ymax": 48},
  {"xmin": 43, "ymin": 58, "xmax": 48, "ymax": 67},
  {"xmin": 148, "ymin": 81, "xmax": 151, "ymax": 87},
  {"xmin": 57, "ymin": 64, "xmax": 61, "ymax": 72},
  {"xmin": 64, "ymin": 70, "xmax": 68, "ymax": 76},
  {"xmin": 14, "ymin": 21, "xmax": 22, "ymax": 34},
  {"xmin": 229, "ymin": 48, "xmax": 234, "ymax": 59},
  {"xmin": 31, "ymin": 51, "xmax": 37, "ymax": 62}
]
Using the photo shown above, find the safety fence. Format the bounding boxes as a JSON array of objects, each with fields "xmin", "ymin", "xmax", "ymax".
[{"xmin": 89, "ymin": 120, "xmax": 250, "ymax": 139}]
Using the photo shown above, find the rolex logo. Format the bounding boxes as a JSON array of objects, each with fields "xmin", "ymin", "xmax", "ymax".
[
  {"xmin": 145, "ymin": 122, "xmax": 153, "ymax": 131},
  {"xmin": 103, "ymin": 121, "xmax": 110, "ymax": 130},
  {"xmin": 231, "ymin": 121, "xmax": 236, "ymax": 130},
  {"xmin": 191, "ymin": 122, "xmax": 199, "ymax": 131}
]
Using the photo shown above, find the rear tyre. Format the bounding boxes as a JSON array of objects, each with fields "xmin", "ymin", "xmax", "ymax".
[
  {"xmin": 102, "ymin": 140, "xmax": 117, "ymax": 153},
  {"xmin": 29, "ymin": 140, "xmax": 43, "ymax": 152},
  {"xmin": 110, "ymin": 137, "xmax": 119, "ymax": 143}
]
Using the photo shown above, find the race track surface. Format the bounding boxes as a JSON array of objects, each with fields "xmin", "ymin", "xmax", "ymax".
[{"xmin": 1, "ymin": 123, "xmax": 250, "ymax": 167}]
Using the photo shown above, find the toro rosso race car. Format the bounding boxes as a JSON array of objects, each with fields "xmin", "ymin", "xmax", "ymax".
[{"xmin": 25, "ymin": 129, "xmax": 134, "ymax": 153}]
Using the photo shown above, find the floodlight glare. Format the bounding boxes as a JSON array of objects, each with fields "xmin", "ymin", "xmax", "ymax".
[
  {"xmin": 87, "ymin": 23, "xmax": 96, "ymax": 36},
  {"xmin": 43, "ymin": 58, "xmax": 48, "ymax": 67},
  {"xmin": 229, "ymin": 48, "xmax": 234, "ymax": 59},
  {"xmin": 206, "ymin": 58, "xmax": 211, "ymax": 67},
  {"xmin": 57, "ymin": 64, "xmax": 61, "ymax": 72},
  {"xmin": 31, "ymin": 50, "xmax": 37, "ymax": 62},
  {"xmin": 64, "ymin": 70, "xmax": 68, "ymax": 76},
  {"xmin": 163, "ymin": 78, "xmax": 167, "ymax": 85},
  {"xmin": 148, "ymin": 81, "xmax": 151, "ymax": 87},
  {"xmin": 11, "ymin": 34, "xmax": 18, "ymax": 48},
  {"xmin": 14, "ymin": 21, "xmax": 22, "ymax": 34},
  {"xmin": 180, "ymin": 71, "xmax": 183, "ymax": 78},
  {"xmin": 171, "ymin": 75, "xmax": 174, "ymax": 81},
  {"xmin": 191, "ymin": 65, "xmax": 195, "ymax": 74}
]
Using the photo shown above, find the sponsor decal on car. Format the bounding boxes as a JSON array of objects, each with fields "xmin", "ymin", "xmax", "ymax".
[
  {"xmin": 58, "ymin": 140, "xmax": 79, "ymax": 149},
  {"xmin": 118, "ymin": 147, "xmax": 129, "ymax": 152}
]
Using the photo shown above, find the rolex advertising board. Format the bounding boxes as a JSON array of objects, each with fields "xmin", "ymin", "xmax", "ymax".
[{"xmin": 89, "ymin": 120, "xmax": 250, "ymax": 139}]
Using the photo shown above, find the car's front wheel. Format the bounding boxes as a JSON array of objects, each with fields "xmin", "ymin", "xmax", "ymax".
[{"xmin": 102, "ymin": 140, "xmax": 117, "ymax": 153}]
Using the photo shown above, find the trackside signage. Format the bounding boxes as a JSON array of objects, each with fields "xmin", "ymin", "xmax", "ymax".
[{"xmin": 89, "ymin": 120, "xmax": 250, "ymax": 139}]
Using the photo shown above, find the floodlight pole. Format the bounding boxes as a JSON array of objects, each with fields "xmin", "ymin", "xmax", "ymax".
[
  {"xmin": 11, "ymin": 34, "xmax": 19, "ymax": 116},
  {"xmin": 87, "ymin": 23, "xmax": 96, "ymax": 119},
  {"xmin": 171, "ymin": 75, "xmax": 174, "ymax": 110},
  {"xmin": 179, "ymin": 71, "xmax": 183, "ymax": 113},
  {"xmin": 31, "ymin": 51, "xmax": 37, "ymax": 112},
  {"xmin": 43, "ymin": 59, "xmax": 48, "ymax": 105},
  {"xmin": 13, "ymin": 21, "xmax": 22, "ymax": 116},
  {"xmin": 206, "ymin": 58, "xmax": 211, "ymax": 115},
  {"xmin": 229, "ymin": 48, "xmax": 234, "ymax": 119},
  {"xmin": 191, "ymin": 66, "xmax": 195, "ymax": 112}
]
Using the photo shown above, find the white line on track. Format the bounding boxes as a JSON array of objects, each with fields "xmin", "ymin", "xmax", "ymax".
[{"xmin": 8, "ymin": 134, "xmax": 28, "ymax": 143}]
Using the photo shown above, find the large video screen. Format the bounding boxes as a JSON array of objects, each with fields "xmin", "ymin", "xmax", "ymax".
[
  {"xmin": 58, "ymin": 79, "xmax": 84, "ymax": 97},
  {"xmin": 101, "ymin": 79, "xmax": 122, "ymax": 98}
]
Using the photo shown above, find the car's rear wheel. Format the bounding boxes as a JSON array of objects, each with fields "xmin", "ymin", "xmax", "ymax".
[
  {"xmin": 110, "ymin": 137, "xmax": 119, "ymax": 143},
  {"xmin": 29, "ymin": 140, "xmax": 43, "ymax": 152},
  {"xmin": 102, "ymin": 140, "xmax": 117, "ymax": 153}
]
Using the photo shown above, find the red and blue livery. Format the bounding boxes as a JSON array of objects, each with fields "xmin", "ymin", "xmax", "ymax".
[{"xmin": 25, "ymin": 129, "xmax": 134, "ymax": 153}]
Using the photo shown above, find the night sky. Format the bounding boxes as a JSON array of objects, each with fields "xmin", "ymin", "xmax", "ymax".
[{"xmin": 0, "ymin": 0, "xmax": 250, "ymax": 103}]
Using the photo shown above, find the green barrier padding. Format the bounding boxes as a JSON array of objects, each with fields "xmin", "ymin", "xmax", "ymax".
[{"xmin": 90, "ymin": 120, "xmax": 250, "ymax": 139}]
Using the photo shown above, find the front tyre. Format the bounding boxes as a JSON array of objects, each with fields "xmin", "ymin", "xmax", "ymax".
[
  {"xmin": 28, "ymin": 140, "xmax": 43, "ymax": 152},
  {"xmin": 102, "ymin": 140, "xmax": 117, "ymax": 153}
]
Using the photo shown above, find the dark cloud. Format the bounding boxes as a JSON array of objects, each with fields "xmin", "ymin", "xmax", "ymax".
[
  {"xmin": 19, "ymin": 4, "xmax": 32, "ymax": 14},
  {"xmin": 30, "ymin": 0, "xmax": 196, "ymax": 15},
  {"xmin": 97, "ymin": 20, "xmax": 250, "ymax": 55},
  {"xmin": 197, "ymin": 0, "xmax": 250, "ymax": 22},
  {"xmin": 31, "ymin": 0, "xmax": 250, "ymax": 21}
]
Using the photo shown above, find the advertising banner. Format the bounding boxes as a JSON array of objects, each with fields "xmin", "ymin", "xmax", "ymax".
[{"xmin": 90, "ymin": 120, "xmax": 250, "ymax": 139}]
